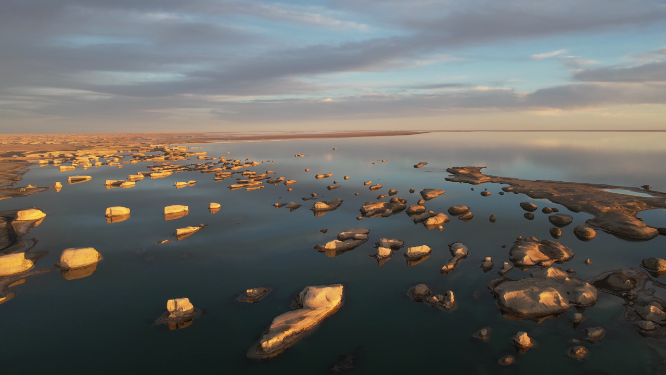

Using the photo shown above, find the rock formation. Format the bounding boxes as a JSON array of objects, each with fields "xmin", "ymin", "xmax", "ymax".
[
  {"xmin": 249, "ymin": 284, "xmax": 343, "ymax": 358},
  {"xmin": 57, "ymin": 248, "xmax": 102, "ymax": 269},
  {"xmin": 420, "ymin": 189, "xmax": 445, "ymax": 201},
  {"xmin": 508, "ymin": 236, "xmax": 574, "ymax": 267},
  {"xmin": 487, "ymin": 267, "xmax": 597, "ymax": 319}
]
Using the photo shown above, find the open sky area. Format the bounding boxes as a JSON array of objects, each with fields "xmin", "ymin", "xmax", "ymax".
[{"xmin": 1, "ymin": 0, "xmax": 665, "ymax": 132}]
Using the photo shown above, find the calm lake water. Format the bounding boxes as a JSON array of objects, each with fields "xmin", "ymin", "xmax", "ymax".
[{"xmin": 2, "ymin": 132, "xmax": 666, "ymax": 374}]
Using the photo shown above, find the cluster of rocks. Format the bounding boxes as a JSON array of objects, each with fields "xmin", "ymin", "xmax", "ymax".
[
  {"xmin": 314, "ymin": 229, "xmax": 369, "ymax": 257},
  {"xmin": 408, "ymin": 284, "xmax": 455, "ymax": 310}
]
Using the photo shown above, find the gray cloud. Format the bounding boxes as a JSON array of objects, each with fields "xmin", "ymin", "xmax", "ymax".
[
  {"xmin": 573, "ymin": 61, "xmax": 666, "ymax": 82},
  {"xmin": 1, "ymin": 0, "xmax": 666, "ymax": 130}
]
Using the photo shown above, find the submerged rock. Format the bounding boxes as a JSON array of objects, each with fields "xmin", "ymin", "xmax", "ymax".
[
  {"xmin": 488, "ymin": 267, "xmax": 597, "ymax": 319},
  {"xmin": 420, "ymin": 189, "xmax": 445, "ymax": 201},
  {"xmin": 57, "ymin": 248, "xmax": 102, "ymax": 269},
  {"xmin": 574, "ymin": 226, "xmax": 596, "ymax": 241},
  {"xmin": 509, "ymin": 236, "xmax": 574, "ymax": 267},
  {"xmin": 642, "ymin": 258, "xmax": 666, "ymax": 273},
  {"xmin": 249, "ymin": 284, "xmax": 343, "ymax": 358},
  {"xmin": 238, "ymin": 287, "xmax": 272, "ymax": 303},
  {"xmin": 584, "ymin": 327, "xmax": 605, "ymax": 342},
  {"xmin": 568, "ymin": 346, "xmax": 589, "ymax": 359},
  {"xmin": 498, "ymin": 356, "xmax": 515, "ymax": 366},
  {"xmin": 549, "ymin": 214, "xmax": 574, "ymax": 227}
]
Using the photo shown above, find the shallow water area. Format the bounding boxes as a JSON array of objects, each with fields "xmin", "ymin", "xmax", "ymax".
[
  {"xmin": 603, "ymin": 189, "xmax": 656, "ymax": 198},
  {"xmin": 2, "ymin": 131, "xmax": 666, "ymax": 374}
]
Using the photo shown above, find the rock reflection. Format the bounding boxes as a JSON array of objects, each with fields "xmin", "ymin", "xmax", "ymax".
[{"xmin": 61, "ymin": 262, "xmax": 98, "ymax": 280}]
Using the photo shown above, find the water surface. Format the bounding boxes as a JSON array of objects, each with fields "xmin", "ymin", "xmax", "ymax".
[{"xmin": 2, "ymin": 132, "xmax": 666, "ymax": 374}]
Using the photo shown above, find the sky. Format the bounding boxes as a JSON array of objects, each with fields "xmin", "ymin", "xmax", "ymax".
[{"xmin": 1, "ymin": 0, "xmax": 665, "ymax": 133}]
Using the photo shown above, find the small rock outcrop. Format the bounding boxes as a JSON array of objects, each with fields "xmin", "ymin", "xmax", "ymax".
[
  {"xmin": 487, "ymin": 267, "xmax": 597, "ymax": 319},
  {"xmin": 642, "ymin": 258, "xmax": 666, "ymax": 273},
  {"xmin": 15, "ymin": 209, "xmax": 47, "ymax": 221},
  {"xmin": 441, "ymin": 242, "xmax": 469, "ymax": 274},
  {"xmin": 404, "ymin": 245, "xmax": 431, "ymax": 261},
  {"xmin": 520, "ymin": 202, "xmax": 537, "ymax": 212},
  {"xmin": 406, "ymin": 205, "xmax": 426, "ymax": 215},
  {"xmin": 414, "ymin": 162, "xmax": 428, "ymax": 168},
  {"xmin": 549, "ymin": 214, "xmax": 574, "ymax": 227},
  {"xmin": 360, "ymin": 198, "xmax": 406, "ymax": 218},
  {"xmin": 550, "ymin": 227, "xmax": 562, "ymax": 239},
  {"xmin": 249, "ymin": 284, "xmax": 343, "ymax": 358},
  {"xmin": 314, "ymin": 229, "xmax": 369, "ymax": 257},
  {"xmin": 164, "ymin": 205, "xmax": 188, "ymax": 215},
  {"xmin": 57, "ymin": 248, "xmax": 102, "ymax": 269},
  {"xmin": 513, "ymin": 332, "xmax": 534, "ymax": 350},
  {"xmin": 448, "ymin": 206, "xmax": 469, "ymax": 215},
  {"xmin": 238, "ymin": 287, "xmax": 272, "ymax": 303},
  {"xmin": 574, "ymin": 226, "xmax": 596, "ymax": 241},
  {"xmin": 408, "ymin": 284, "xmax": 455, "ymax": 310},
  {"xmin": 105, "ymin": 206, "xmax": 130, "ymax": 217},
  {"xmin": 0, "ymin": 253, "xmax": 34, "ymax": 276},
  {"xmin": 311, "ymin": 199, "xmax": 344, "ymax": 215},
  {"xmin": 420, "ymin": 189, "xmax": 445, "ymax": 201},
  {"xmin": 584, "ymin": 327, "xmax": 605, "ymax": 342},
  {"xmin": 508, "ymin": 236, "xmax": 574, "ymax": 267}
]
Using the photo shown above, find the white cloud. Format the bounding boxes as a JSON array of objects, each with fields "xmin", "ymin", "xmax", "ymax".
[{"xmin": 531, "ymin": 49, "xmax": 567, "ymax": 60}]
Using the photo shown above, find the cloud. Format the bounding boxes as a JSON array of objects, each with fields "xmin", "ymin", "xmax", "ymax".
[
  {"xmin": 573, "ymin": 61, "xmax": 666, "ymax": 82},
  {"xmin": 532, "ymin": 49, "xmax": 567, "ymax": 60}
]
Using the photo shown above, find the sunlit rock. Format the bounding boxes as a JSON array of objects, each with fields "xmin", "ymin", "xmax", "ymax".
[
  {"xmin": 14, "ymin": 209, "xmax": 46, "ymax": 221},
  {"xmin": 574, "ymin": 225, "xmax": 596, "ymax": 241},
  {"xmin": 57, "ymin": 247, "xmax": 102, "ymax": 269},
  {"xmin": 164, "ymin": 205, "xmax": 189, "ymax": 215},
  {"xmin": 488, "ymin": 267, "xmax": 598, "ymax": 319},
  {"xmin": 420, "ymin": 189, "xmax": 445, "ymax": 201},
  {"xmin": 0, "ymin": 253, "xmax": 34, "ymax": 276},
  {"xmin": 509, "ymin": 236, "xmax": 574, "ymax": 267},
  {"xmin": 249, "ymin": 284, "xmax": 343, "ymax": 358},
  {"xmin": 448, "ymin": 206, "xmax": 469, "ymax": 215},
  {"xmin": 105, "ymin": 206, "xmax": 130, "ymax": 217}
]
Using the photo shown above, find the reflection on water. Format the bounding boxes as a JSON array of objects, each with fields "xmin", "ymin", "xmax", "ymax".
[
  {"xmin": 61, "ymin": 262, "xmax": 98, "ymax": 280},
  {"xmin": 2, "ymin": 132, "xmax": 666, "ymax": 374},
  {"xmin": 604, "ymin": 189, "xmax": 656, "ymax": 198}
]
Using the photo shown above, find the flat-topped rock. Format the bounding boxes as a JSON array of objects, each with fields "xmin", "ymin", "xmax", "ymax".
[
  {"xmin": 250, "ymin": 284, "xmax": 343, "ymax": 358},
  {"xmin": 405, "ymin": 245, "xmax": 431, "ymax": 259},
  {"xmin": 376, "ymin": 238, "xmax": 404, "ymax": 249},
  {"xmin": 0, "ymin": 253, "xmax": 34, "ymax": 276},
  {"xmin": 509, "ymin": 236, "xmax": 574, "ymax": 267},
  {"xmin": 57, "ymin": 247, "xmax": 102, "ymax": 269},
  {"xmin": 14, "ymin": 209, "xmax": 46, "ymax": 221},
  {"xmin": 488, "ymin": 267, "xmax": 597, "ymax": 318},
  {"xmin": 406, "ymin": 205, "xmax": 426, "ymax": 215},
  {"xmin": 105, "ymin": 206, "xmax": 130, "ymax": 217},
  {"xmin": 164, "ymin": 205, "xmax": 188, "ymax": 215},
  {"xmin": 420, "ymin": 189, "xmax": 445, "ymax": 201},
  {"xmin": 167, "ymin": 298, "xmax": 195, "ymax": 318}
]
